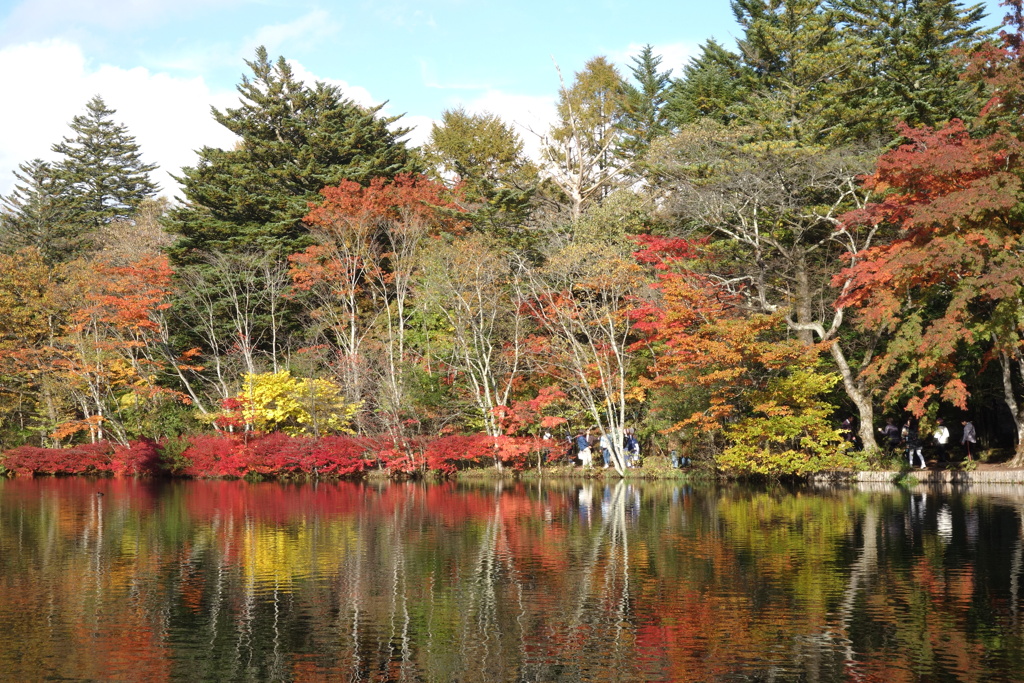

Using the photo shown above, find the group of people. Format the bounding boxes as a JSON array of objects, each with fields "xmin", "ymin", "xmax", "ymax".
[
  {"xmin": 874, "ymin": 417, "xmax": 978, "ymax": 469},
  {"xmin": 571, "ymin": 428, "xmax": 641, "ymax": 469}
]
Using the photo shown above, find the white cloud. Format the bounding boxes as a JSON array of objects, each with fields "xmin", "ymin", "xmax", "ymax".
[
  {"xmin": 0, "ymin": 39, "xmax": 239, "ymax": 197},
  {"xmin": 247, "ymin": 10, "xmax": 341, "ymax": 57},
  {"xmin": 286, "ymin": 60, "xmax": 376, "ymax": 109},
  {"xmin": 461, "ymin": 91, "xmax": 559, "ymax": 161},
  {"xmin": 398, "ymin": 114, "xmax": 437, "ymax": 149}
]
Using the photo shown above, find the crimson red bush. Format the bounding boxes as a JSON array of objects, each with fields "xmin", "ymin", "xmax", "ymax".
[
  {"xmin": 174, "ymin": 433, "xmax": 373, "ymax": 479},
  {"xmin": 111, "ymin": 439, "xmax": 161, "ymax": 476},
  {"xmin": 2, "ymin": 440, "xmax": 162, "ymax": 477},
  {"xmin": 0, "ymin": 433, "xmax": 551, "ymax": 479},
  {"xmin": 424, "ymin": 434, "xmax": 495, "ymax": 474},
  {"xmin": 306, "ymin": 435, "xmax": 373, "ymax": 476}
]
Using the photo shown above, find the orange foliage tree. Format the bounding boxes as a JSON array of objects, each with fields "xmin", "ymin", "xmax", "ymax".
[
  {"xmin": 55, "ymin": 254, "xmax": 190, "ymax": 444},
  {"xmin": 635, "ymin": 236, "xmax": 855, "ymax": 475},
  {"xmin": 515, "ymin": 240, "xmax": 650, "ymax": 475},
  {"xmin": 836, "ymin": 3, "xmax": 1024, "ymax": 463},
  {"xmin": 0, "ymin": 248, "xmax": 74, "ymax": 445}
]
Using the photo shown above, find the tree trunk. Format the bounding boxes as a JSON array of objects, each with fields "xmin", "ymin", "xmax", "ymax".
[
  {"xmin": 793, "ymin": 256, "xmax": 815, "ymax": 346},
  {"xmin": 829, "ymin": 340, "xmax": 878, "ymax": 451},
  {"xmin": 1000, "ymin": 351, "xmax": 1024, "ymax": 467},
  {"xmin": 790, "ymin": 318, "xmax": 879, "ymax": 451}
]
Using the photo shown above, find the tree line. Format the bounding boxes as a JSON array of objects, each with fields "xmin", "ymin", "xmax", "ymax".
[{"xmin": 2, "ymin": 0, "xmax": 1023, "ymax": 476}]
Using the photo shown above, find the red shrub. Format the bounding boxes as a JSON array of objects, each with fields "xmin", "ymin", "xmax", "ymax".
[
  {"xmin": 174, "ymin": 433, "xmax": 373, "ymax": 479},
  {"xmin": 1, "ymin": 441, "xmax": 161, "ymax": 477},
  {"xmin": 110, "ymin": 440, "xmax": 161, "ymax": 476},
  {"xmin": 494, "ymin": 436, "xmax": 549, "ymax": 471},
  {"xmin": 360, "ymin": 436, "xmax": 430, "ymax": 475},
  {"xmin": 238, "ymin": 432, "xmax": 311, "ymax": 476},
  {"xmin": 0, "ymin": 432, "xmax": 551, "ymax": 479},
  {"xmin": 306, "ymin": 436, "xmax": 373, "ymax": 476},
  {"xmin": 423, "ymin": 434, "xmax": 496, "ymax": 474},
  {"xmin": 178, "ymin": 435, "xmax": 240, "ymax": 478}
]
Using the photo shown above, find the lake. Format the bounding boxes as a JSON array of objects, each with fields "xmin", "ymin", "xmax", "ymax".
[{"xmin": 1, "ymin": 477, "xmax": 1022, "ymax": 681}]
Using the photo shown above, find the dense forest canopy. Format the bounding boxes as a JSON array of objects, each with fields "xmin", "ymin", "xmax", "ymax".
[{"xmin": 3, "ymin": 0, "xmax": 1024, "ymax": 477}]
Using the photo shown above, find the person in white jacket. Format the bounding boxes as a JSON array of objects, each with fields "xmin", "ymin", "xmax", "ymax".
[
  {"xmin": 599, "ymin": 432, "xmax": 612, "ymax": 468},
  {"xmin": 933, "ymin": 418, "xmax": 950, "ymax": 464}
]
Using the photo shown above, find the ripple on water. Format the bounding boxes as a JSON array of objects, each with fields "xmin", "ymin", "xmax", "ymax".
[{"xmin": 2, "ymin": 479, "xmax": 1024, "ymax": 681}]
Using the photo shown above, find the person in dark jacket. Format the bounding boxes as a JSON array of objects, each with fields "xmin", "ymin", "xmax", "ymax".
[
  {"xmin": 879, "ymin": 419, "xmax": 900, "ymax": 453},
  {"xmin": 961, "ymin": 420, "xmax": 977, "ymax": 461},
  {"xmin": 905, "ymin": 420, "xmax": 926, "ymax": 469}
]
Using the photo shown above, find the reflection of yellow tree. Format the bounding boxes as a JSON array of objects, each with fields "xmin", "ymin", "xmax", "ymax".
[
  {"xmin": 6, "ymin": 481, "xmax": 1024, "ymax": 680},
  {"xmin": 241, "ymin": 519, "xmax": 356, "ymax": 591}
]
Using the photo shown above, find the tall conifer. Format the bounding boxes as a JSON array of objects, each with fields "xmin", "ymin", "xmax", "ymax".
[
  {"xmin": 52, "ymin": 96, "xmax": 158, "ymax": 226},
  {"xmin": 166, "ymin": 47, "xmax": 417, "ymax": 263},
  {"xmin": 618, "ymin": 45, "xmax": 674, "ymax": 161},
  {"xmin": 664, "ymin": 40, "xmax": 749, "ymax": 127},
  {"xmin": 0, "ymin": 159, "xmax": 82, "ymax": 263},
  {"xmin": 834, "ymin": 0, "xmax": 989, "ymax": 132}
]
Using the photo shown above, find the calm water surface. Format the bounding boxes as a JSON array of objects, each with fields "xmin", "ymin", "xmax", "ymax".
[{"xmin": 1, "ymin": 477, "xmax": 1023, "ymax": 682}]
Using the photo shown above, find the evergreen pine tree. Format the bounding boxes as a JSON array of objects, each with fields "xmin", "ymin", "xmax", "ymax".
[
  {"xmin": 166, "ymin": 46, "xmax": 418, "ymax": 263},
  {"xmin": 664, "ymin": 40, "xmax": 749, "ymax": 127},
  {"xmin": 834, "ymin": 0, "xmax": 990, "ymax": 132},
  {"xmin": 0, "ymin": 159, "xmax": 84, "ymax": 263},
  {"xmin": 52, "ymin": 96, "xmax": 158, "ymax": 227},
  {"xmin": 618, "ymin": 45, "xmax": 674, "ymax": 162},
  {"xmin": 730, "ymin": 0, "xmax": 875, "ymax": 144}
]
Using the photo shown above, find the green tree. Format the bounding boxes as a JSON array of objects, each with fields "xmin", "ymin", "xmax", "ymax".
[
  {"xmin": 0, "ymin": 160, "xmax": 82, "ymax": 263},
  {"xmin": 166, "ymin": 46, "xmax": 417, "ymax": 263},
  {"xmin": 834, "ymin": 0, "xmax": 990, "ymax": 133},
  {"xmin": 423, "ymin": 108, "xmax": 538, "ymax": 242},
  {"xmin": 647, "ymin": 0, "xmax": 990, "ymax": 450},
  {"xmin": 730, "ymin": 0, "xmax": 874, "ymax": 144},
  {"xmin": 834, "ymin": 7, "xmax": 1024, "ymax": 463},
  {"xmin": 51, "ymin": 96, "xmax": 158, "ymax": 227},
  {"xmin": 664, "ymin": 40, "xmax": 749, "ymax": 127},
  {"xmin": 618, "ymin": 45, "xmax": 674, "ymax": 163},
  {"xmin": 647, "ymin": 122, "xmax": 882, "ymax": 448},
  {"xmin": 542, "ymin": 56, "xmax": 629, "ymax": 221}
]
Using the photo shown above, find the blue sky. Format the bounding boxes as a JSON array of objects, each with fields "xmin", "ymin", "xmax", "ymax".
[{"xmin": 0, "ymin": 0, "xmax": 1009, "ymax": 196}]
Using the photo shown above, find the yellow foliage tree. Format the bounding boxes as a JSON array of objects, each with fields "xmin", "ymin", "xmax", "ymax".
[{"xmin": 225, "ymin": 371, "xmax": 359, "ymax": 436}]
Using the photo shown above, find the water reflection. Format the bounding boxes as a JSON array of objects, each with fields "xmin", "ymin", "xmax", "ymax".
[{"xmin": 1, "ymin": 478, "xmax": 1024, "ymax": 681}]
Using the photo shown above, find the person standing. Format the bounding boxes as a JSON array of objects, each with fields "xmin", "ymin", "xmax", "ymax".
[
  {"xmin": 840, "ymin": 417, "xmax": 856, "ymax": 445},
  {"xmin": 599, "ymin": 431, "xmax": 613, "ymax": 469},
  {"xmin": 879, "ymin": 419, "xmax": 900, "ymax": 453},
  {"xmin": 624, "ymin": 428, "xmax": 640, "ymax": 468},
  {"xmin": 906, "ymin": 420, "xmax": 926, "ymax": 469},
  {"xmin": 933, "ymin": 419, "xmax": 950, "ymax": 464},
  {"xmin": 575, "ymin": 430, "xmax": 593, "ymax": 468},
  {"xmin": 961, "ymin": 420, "xmax": 977, "ymax": 461}
]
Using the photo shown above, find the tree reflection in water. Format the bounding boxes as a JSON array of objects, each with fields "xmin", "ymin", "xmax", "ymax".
[{"xmin": 1, "ymin": 477, "xmax": 1024, "ymax": 681}]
